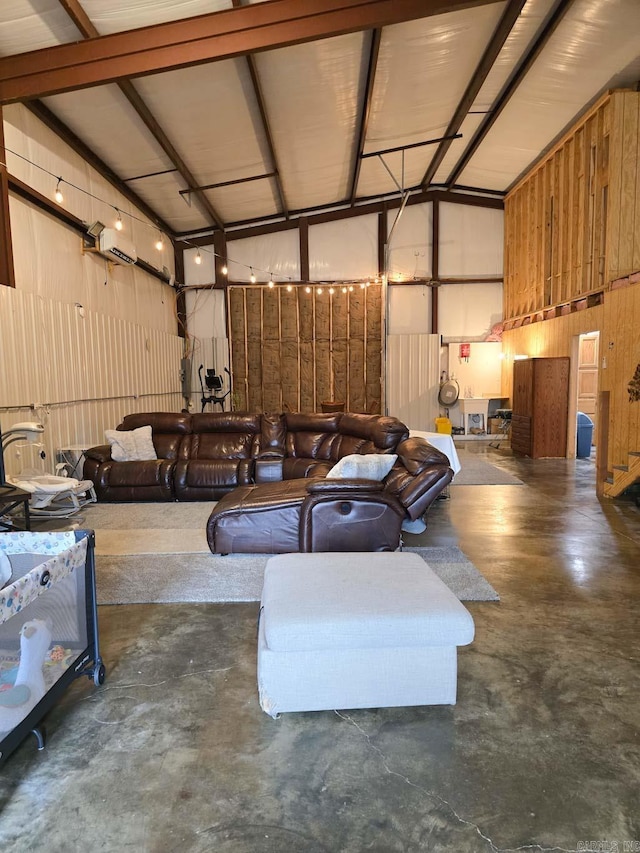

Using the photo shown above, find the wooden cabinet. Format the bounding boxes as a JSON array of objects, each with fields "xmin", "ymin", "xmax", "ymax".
[{"xmin": 511, "ymin": 357, "xmax": 570, "ymax": 458}]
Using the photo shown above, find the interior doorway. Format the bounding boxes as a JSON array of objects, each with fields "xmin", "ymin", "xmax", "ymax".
[{"xmin": 576, "ymin": 331, "xmax": 600, "ymax": 451}]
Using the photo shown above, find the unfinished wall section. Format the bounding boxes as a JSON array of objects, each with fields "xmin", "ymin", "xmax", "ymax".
[{"xmin": 229, "ymin": 284, "xmax": 382, "ymax": 414}]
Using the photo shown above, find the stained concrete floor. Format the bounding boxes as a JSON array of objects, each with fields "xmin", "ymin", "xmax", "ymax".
[{"xmin": 1, "ymin": 445, "xmax": 639, "ymax": 853}]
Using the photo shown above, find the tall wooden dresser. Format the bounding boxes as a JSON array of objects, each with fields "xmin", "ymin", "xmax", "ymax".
[{"xmin": 511, "ymin": 357, "xmax": 570, "ymax": 458}]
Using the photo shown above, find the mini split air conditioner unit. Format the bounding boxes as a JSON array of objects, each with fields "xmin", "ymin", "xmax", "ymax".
[{"xmin": 98, "ymin": 228, "xmax": 137, "ymax": 266}]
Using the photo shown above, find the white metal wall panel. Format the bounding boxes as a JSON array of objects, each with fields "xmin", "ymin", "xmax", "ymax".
[
  {"xmin": 439, "ymin": 203, "xmax": 504, "ymax": 277},
  {"xmin": 388, "ymin": 285, "xmax": 432, "ymax": 334},
  {"xmin": 226, "ymin": 230, "xmax": 300, "ymax": 283},
  {"xmin": 254, "ymin": 33, "xmax": 366, "ymax": 210},
  {"xmin": 439, "ymin": 282, "xmax": 503, "ymax": 339},
  {"xmin": 386, "ymin": 334, "xmax": 440, "ymax": 431},
  {"xmin": 309, "ymin": 215, "xmax": 378, "ymax": 281},
  {"xmin": 386, "ymin": 203, "xmax": 432, "ymax": 281},
  {"xmin": 0, "ymin": 287, "xmax": 183, "ymax": 474},
  {"xmin": 458, "ymin": 0, "xmax": 640, "ymax": 190}
]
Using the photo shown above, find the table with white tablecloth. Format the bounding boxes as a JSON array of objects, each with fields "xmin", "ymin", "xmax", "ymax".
[{"xmin": 409, "ymin": 430, "xmax": 461, "ymax": 477}]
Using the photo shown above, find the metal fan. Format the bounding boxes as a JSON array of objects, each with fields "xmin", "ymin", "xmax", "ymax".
[{"xmin": 438, "ymin": 378, "xmax": 460, "ymax": 407}]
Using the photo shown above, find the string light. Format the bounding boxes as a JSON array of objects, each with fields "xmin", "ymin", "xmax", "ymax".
[{"xmin": 5, "ymin": 145, "xmax": 391, "ymax": 290}]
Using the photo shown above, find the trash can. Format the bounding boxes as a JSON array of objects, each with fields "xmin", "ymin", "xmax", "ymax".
[
  {"xmin": 434, "ymin": 417, "xmax": 452, "ymax": 435},
  {"xmin": 576, "ymin": 412, "xmax": 594, "ymax": 458}
]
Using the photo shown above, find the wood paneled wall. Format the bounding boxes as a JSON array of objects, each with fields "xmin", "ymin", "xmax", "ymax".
[
  {"xmin": 504, "ymin": 90, "xmax": 640, "ymax": 321},
  {"xmin": 228, "ymin": 284, "xmax": 382, "ymax": 413},
  {"xmin": 600, "ymin": 283, "xmax": 640, "ymax": 467}
]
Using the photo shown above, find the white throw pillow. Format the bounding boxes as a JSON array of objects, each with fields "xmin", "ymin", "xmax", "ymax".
[
  {"xmin": 326, "ymin": 453, "xmax": 397, "ymax": 481},
  {"xmin": 105, "ymin": 426, "xmax": 157, "ymax": 462}
]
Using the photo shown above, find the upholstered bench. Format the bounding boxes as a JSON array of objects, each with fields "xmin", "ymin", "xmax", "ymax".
[{"xmin": 257, "ymin": 551, "xmax": 475, "ymax": 716}]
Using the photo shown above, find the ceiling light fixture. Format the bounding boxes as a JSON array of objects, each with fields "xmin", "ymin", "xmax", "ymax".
[
  {"xmin": 250, "ymin": 268, "xmax": 256, "ymax": 284},
  {"xmin": 54, "ymin": 177, "xmax": 64, "ymax": 204},
  {"xmin": 155, "ymin": 232, "xmax": 164, "ymax": 251},
  {"xmin": 114, "ymin": 209, "xmax": 123, "ymax": 231},
  {"xmin": 221, "ymin": 264, "xmax": 228, "ymax": 276},
  {"xmin": 195, "ymin": 249, "xmax": 202, "ymax": 265},
  {"xmin": 268, "ymin": 278, "xmax": 274, "ymax": 288}
]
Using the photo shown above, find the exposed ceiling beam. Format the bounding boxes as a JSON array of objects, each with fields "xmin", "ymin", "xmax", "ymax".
[
  {"xmin": 444, "ymin": 0, "xmax": 575, "ymax": 187},
  {"xmin": 420, "ymin": 0, "xmax": 526, "ymax": 189},
  {"xmin": 25, "ymin": 100, "xmax": 174, "ymax": 235},
  {"xmin": 0, "ymin": 0, "xmax": 504, "ymax": 104},
  {"xmin": 349, "ymin": 28, "xmax": 381, "ymax": 204},
  {"xmin": 55, "ymin": 0, "xmax": 224, "ymax": 230},
  {"xmin": 232, "ymin": 0, "xmax": 289, "ymax": 218}
]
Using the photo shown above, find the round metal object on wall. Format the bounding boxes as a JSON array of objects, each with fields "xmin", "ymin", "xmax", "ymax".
[{"xmin": 438, "ymin": 379, "xmax": 460, "ymax": 407}]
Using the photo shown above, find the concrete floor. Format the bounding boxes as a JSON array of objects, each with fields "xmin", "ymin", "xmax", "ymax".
[{"xmin": 1, "ymin": 445, "xmax": 639, "ymax": 853}]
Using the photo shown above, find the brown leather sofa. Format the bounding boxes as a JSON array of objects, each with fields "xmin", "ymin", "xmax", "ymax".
[{"xmin": 84, "ymin": 411, "xmax": 453, "ymax": 553}]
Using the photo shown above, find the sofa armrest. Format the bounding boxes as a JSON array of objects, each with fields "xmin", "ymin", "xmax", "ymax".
[
  {"xmin": 85, "ymin": 444, "xmax": 112, "ymax": 463},
  {"xmin": 306, "ymin": 478, "xmax": 384, "ymax": 494}
]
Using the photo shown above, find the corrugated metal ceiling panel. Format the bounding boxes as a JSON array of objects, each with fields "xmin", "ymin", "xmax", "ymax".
[
  {"xmin": 458, "ymin": 0, "xmax": 640, "ymax": 190},
  {"xmin": 431, "ymin": 0, "xmax": 558, "ymax": 185},
  {"xmin": 41, "ymin": 85, "xmax": 174, "ymax": 179},
  {"xmin": 253, "ymin": 32, "xmax": 367, "ymax": 211},
  {"xmin": 0, "ymin": 1, "xmax": 79, "ymax": 54},
  {"xmin": 79, "ymin": 0, "xmax": 232, "ymax": 35}
]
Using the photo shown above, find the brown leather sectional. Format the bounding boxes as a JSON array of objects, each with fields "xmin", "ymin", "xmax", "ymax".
[{"xmin": 84, "ymin": 411, "xmax": 453, "ymax": 553}]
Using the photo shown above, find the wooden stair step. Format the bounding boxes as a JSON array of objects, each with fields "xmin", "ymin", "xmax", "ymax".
[{"xmin": 613, "ymin": 465, "xmax": 629, "ymax": 472}]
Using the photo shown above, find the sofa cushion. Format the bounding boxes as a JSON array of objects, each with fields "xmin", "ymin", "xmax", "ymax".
[
  {"xmin": 326, "ymin": 453, "xmax": 397, "ymax": 481},
  {"xmin": 105, "ymin": 426, "xmax": 157, "ymax": 462}
]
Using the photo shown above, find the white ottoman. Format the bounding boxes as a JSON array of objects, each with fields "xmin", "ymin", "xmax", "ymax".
[{"xmin": 257, "ymin": 551, "xmax": 475, "ymax": 717}]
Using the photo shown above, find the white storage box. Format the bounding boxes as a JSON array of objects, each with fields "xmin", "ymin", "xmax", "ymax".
[{"xmin": 258, "ymin": 552, "xmax": 475, "ymax": 716}]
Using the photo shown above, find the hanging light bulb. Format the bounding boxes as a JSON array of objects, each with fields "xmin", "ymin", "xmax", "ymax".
[
  {"xmin": 342, "ymin": 287, "xmax": 348, "ymax": 294},
  {"xmin": 305, "ymin": 286, "xmax": 311, "ymax": 294},
  {"xmin": 268, "ymin": 278, "xmax": 274, "ymax": 288},
  {"xmin": 221, "ymin": 264, "xmax": 228, "ymax": 276},
  {"xmin": 317, "ymin": 287, "xmax": 323, "ymax": 295},
  {"xmin": 250, "ymin": 268, "xmax": 256, "ymax": 284},
  {"xmin": 349, "ymin": 285, "xmax": 354, "ymax": 292},
  {"xmin": 195, "ymin": 249, "xmax": 202, "ymax": 265},
  {"xmin": 286, "ymin": 284, "xmax": 293, "ymax": 292},
  {"xmin": 360, "ymin": 283, "xmax": 366, "ymax": 289},
  {"xmin": 155, "ymin": 232, "xmax": 164, "ymax": 251},
  {"xmin": 114, "ymin": 209, "xmax": 123, "ymax": 231},
  {"xmin": 54, "ymin": 178, "xmax": 64, "ymax": 204},
  {"xmin": 329, "ymin": 287, "xmax": 335, "ymax": 295}
]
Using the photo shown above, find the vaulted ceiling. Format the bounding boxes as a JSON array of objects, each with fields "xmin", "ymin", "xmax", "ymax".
[{"xmin": 1, "ymin": 0, "xmax": 639, "ymax": 239}]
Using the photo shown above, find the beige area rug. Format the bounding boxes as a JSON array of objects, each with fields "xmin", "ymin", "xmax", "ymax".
[{"xmin": 75, "ymin": 502, "xmax": 499, "ymax": 605}]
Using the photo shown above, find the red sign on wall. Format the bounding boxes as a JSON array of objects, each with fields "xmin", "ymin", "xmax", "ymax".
[{"xmin": 459, "ymin": 343, "xmax": 471, "ymax": 359}]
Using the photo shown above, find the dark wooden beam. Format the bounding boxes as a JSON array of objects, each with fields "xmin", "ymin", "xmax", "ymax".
[
  {"xmin": 349, "ymin": 28, "xmax": 381, "ymax": 204},
  {"xmin": 230, "ymin": 0, "xmax": 289, "ymax": 219},
  {"xmin": 56, "ymin": 0, "xmax": 223, "ymax": 230},
  {"xmin": 175, "ymin": 186, "xmax": 503, "ymax": 239},
  {"xmin": 0, "ymin": 107, "xmax": 16, "ymax": 287},
  {"xmin": 431, "ymin": 197, "xmax": 439, "ymax": 333},
  {"xmin": 214, "ymin": 231, "xmax": 228, "ymax": 288},
  {"xmin": 445, "ymin": 0, "xmax": 575, "ymax": 187},
  {"xmin": 25, "ymin": 100, "xmax": 174, "ymax": 235},
  {"xmin": 420, "ymin": 0, "xmax": 526, "ymax": 189},
  {"xmin": 0, "ymin": 0, "xmax": 503, "ymax": 104},
  {"xmin": 299, "ymin": 217, "xmax": 309, "ymax": 282}
]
